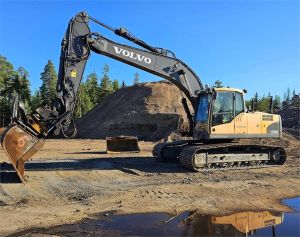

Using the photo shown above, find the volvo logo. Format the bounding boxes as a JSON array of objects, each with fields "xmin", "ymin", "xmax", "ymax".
[{"xmin": 113, "ymin": 46, "xmax": 152, "ymax": 64}]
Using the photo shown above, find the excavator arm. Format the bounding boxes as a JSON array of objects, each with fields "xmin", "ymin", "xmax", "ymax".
[{"xmin": 1, "ymin": 11, "xmax": 203, "ymax": 180}]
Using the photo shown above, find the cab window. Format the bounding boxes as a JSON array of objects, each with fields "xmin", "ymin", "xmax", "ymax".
[
  {"xmin": 235, "ymin": 92, "xmax": 244, "ymax": 115},
  {"xmin": 212, "ymin": 92, "xmax": 234, "ymax": 126}
]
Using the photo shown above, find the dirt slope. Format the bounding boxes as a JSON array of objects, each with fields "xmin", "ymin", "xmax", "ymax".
[{"xmin": 76, "ymin": 81, "xmax": 191, "ymax": 140}]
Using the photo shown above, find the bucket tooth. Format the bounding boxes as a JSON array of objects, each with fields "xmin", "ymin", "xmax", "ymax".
[
  {"xmin": 1, "ymin": 125, "xmax": 45, "ymax": 181},
  {"xmin": 106, "ymin": 136, "xmax": 140, "ymax": 153}
]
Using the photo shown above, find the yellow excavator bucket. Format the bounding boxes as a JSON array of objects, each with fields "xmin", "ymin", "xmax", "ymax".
[
  {"xmin": 1, "ymin": 125, "xmax": 45, "ymax": 181},
  {"xmin": 106, "ymin": 136, "xmax": 140, "ymax": 153}
]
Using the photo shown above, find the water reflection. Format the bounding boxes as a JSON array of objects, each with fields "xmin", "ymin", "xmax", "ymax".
[
  {"xmin": 182, "ymin": 211, "xmax": 284, "ymax": 236},
  {"xmin": 10, "ymin": 210, "xmax": 290, "ymax": 237}
]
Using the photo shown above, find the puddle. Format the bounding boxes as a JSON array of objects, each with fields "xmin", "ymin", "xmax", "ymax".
[
  {"xmin": 282, "ymin": 196, "xmax": 300, "ymax": 212},
  {"xmin": 8, "ymin": 197, "xmax": 300, "ymax": 237}
]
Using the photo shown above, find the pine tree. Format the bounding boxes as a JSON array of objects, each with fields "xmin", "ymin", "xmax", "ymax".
[
  {"xmin": 257, "ymin": 96, "xmax": 271, "ymax": 112},
  {"xmin": 74, "ymin": 82, "xmax": 93, "ymax": 118},
  {"xmin": 0, "ymin": 55, "xmax": 14, "ymax": 89},
  {"xmin": 0, "ymin": 56, "xmax": 16, "ymax": 126},
  {"xmin": 16, "ymin": 67, "xmax": 31, "ymax": 102},
  {"xmin": 13, "ymin": 67, "xmax": 31, "ymax": 112},
  {"xmin": 99, "ymin": 64, "xmax": 112, "ymax": 101},
  {"xmin": 0, "ymin": 56, "xmax": 32, "ymax": 125},
  {"xmin": 254, "ymin": 92, "xmax": 259, "ymax": 102},
  {"xmin": 85, "ymin": 72, "xmax": 100, "ymax": 106},
  {"xmin": 133, "ymin": 72, "xmax": 140, "ymax": 85},
  {"xmin": 0, "ymin": 56, "xmax": 16, "ymax": 101},
  {"xmin": 286, "ymin": 88, "xmax": 291, "ymax": 106},
  {"xmin": 253, "ymin": 92, "xmax": 259, "ymax": 110},
  {"xmin": 291, "ymin": 90, "xmax": 300, "ymax": 107},
  {"xmin": 31, "ymin": 90, "xmax": 42, "ymax": 111},
  {"xmin": 273, "ymin": 95, "xmax": 281, "ymax": 112},
  {"xmin": 121, "ymin": 80, "xmax": 126, "ymax": 88},
  {"xmin": 112, "ymin": 80, "xmax": 119, "ymax": 92},
  {"xmin": 40, "ymin": 60, "xmax": 57, "ymax": 105}
]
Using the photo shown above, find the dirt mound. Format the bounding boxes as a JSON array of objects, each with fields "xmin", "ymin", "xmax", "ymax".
[{"xmin": 76, "ymin": 81, "xmax": 191, "ymax": 141}]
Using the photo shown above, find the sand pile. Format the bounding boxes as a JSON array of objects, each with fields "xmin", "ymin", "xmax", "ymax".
[{"xmin": 76, "ymin": 81, "xmax": 192, "ymax": 141}]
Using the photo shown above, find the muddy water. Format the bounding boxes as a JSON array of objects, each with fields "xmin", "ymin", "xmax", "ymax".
[{"xmin": 8, "ymin": 197, "xmax": 300, "ymax": 237}]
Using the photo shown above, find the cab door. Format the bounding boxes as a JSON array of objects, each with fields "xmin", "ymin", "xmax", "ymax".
[
  {"xmin": 234, "ymin": 92, "xmax": 247, "ymax": 134},
  {"xmin": 210, "ymin": 91, "xmax": 235, "ymax": 135}
]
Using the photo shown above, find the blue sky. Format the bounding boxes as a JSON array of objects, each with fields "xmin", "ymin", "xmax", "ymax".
[{"xmin": 0, "ymin": 0, "xmax": 299, "ymax": 99}]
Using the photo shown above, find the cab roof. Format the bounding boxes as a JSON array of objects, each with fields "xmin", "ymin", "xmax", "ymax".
[{"xmin": 214, "ymin": 87, "xmax": 245, "ymax": 94}]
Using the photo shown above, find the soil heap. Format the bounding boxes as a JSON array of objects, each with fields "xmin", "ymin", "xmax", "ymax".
[{"xmin": 76, "ymin": 81, "xmax": 192, "ymax": 141}]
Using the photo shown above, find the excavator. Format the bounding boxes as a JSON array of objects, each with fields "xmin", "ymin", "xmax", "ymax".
[{"xmin": 1, "ymin": 12, "xmax": 286, "ymax": 181}]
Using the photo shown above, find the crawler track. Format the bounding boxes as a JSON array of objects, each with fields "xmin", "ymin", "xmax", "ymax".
[
  {"xmin": 152, "ymin": 141, "xmax": 188, "ymax": 161},
  {"xmin": 153, "ymin": 141, "xmax": 287, "ymax": 171}
]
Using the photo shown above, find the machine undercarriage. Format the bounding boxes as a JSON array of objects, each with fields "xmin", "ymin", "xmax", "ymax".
[{"xmin": 153, "ymin": 140, "xmax": 286, "ymax": 171}]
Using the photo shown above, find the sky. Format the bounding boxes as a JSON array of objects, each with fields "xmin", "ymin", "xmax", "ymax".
[{"xmin": 0, "ymin": 0, "xmax": 299, "ymax": 99}]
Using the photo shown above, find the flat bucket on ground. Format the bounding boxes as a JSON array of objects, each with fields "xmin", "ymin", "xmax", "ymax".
[
  {"xmin": 1, "ymin": 125, "xmax": 45, "ymax": 181},
  {"xmin": 106, "ymin": 136, "xmax": 140, "ymax": 153}
]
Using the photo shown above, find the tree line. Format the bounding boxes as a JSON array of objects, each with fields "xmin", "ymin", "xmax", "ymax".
[
  {"xmin": 0, "ymin": 55, "xmax": 143, "ymax": 127},
  {"xmin": 0, "ymin": 55, "xmax": 297, "ymax": 127},
  {"xmin": 0, "ymin": 56, "xmax": 32, "ymax": 126}
]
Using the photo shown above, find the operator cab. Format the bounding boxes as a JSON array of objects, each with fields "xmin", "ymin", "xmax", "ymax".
[
  {"xmin": 194, "ymin": 88, "xmax": 246, "ymax": 140},
  {"xmin": 211, "ymin": 88, "xmax": 245, "ymax": 127}
]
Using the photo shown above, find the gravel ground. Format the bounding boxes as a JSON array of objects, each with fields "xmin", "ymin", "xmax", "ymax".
[{"xmin": 0, "ymin": 135, "xmax": 299, "ymax": 236}]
